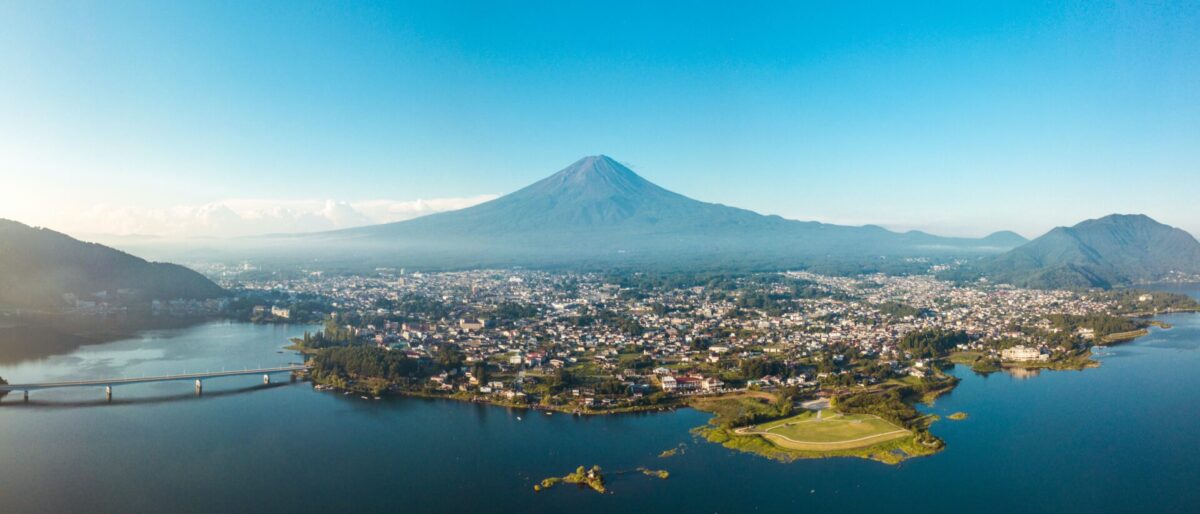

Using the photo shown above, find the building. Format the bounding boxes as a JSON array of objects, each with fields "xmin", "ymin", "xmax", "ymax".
[
  {"xmin": 702, "ymin": 377, "xmax": 724, "ymax": 392},
  {"xmin": 674, "ymin": 376, "xmax": 701, "ymax": 392},
  {"xmin": 659, "ymin": 375, "xmax": 677, "ymax": 392},
  {"xmin": 459, "ymin": 318, "xmax": 485, "ymax": 332},
  {"xmin": 1001, "ymin": 345, "xmax": 1048, "ymax": 362},
  {"xmin": 270, "ymin": 306, "xmax": 291, "ymax": 319}
]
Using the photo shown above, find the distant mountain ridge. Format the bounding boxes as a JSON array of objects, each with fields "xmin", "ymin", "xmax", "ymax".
[
  {"xmin": 0, "ymin": 219, "xmax": 225, "ymax": 309},
  {"xmin": 294, "ymin": 155, "xmax": 1024, "ymax": 269},
  {"xmin": 952, "ymin": 214, "xmax": 1200, "ymax": 288}
]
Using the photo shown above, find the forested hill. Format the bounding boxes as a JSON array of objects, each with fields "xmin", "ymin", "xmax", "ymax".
[
  {"xmin": 944, "ymin": 214, "xmax": 1200, "ymax": 289},
  {"xmin": 0, "ymin": 219, "xmax": 225, "ymax": 309}
]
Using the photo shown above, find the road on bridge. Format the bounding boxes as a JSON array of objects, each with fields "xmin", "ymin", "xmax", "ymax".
[{"xmin": 0, "ymin": 365, "xmax": 308, "ymax": 400}]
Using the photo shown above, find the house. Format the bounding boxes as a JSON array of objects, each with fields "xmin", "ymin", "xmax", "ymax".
[
  {"xmin": 270, "ymin": 306, "xmax": 291, "ymax": 319},
  {"xmin": 525, "ymin": 352, "xmax": 545, "ymax": 367}
]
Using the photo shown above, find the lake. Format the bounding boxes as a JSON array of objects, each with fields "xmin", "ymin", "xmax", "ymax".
[{"xmin": 2, "ymin": 293, "xmax": 1200, "ymax": 513}]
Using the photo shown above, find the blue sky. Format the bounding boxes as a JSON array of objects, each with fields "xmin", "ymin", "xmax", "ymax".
[{"xmin": 1, "ymin": 1, "xmax": 1198, "ymax": 238}]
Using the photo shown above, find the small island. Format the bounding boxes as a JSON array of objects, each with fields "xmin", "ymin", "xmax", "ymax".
[
  {"xmin": 535, "ymin": 465, "xmax": 606, "ymax": 494},
  {"xmin": 658, "ymin": 445, "xmax": 684, "ymax": 458},
  {"xmin": 947, "ymin": 412, "xmax": 968, "ymax": 420},
  {"xmin": 639, "ymin": 467, "xmax": 670, "ymax": 479}
]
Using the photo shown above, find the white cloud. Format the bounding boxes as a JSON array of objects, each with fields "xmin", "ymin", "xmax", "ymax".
[{"xmin": 73, "ymin": 195, "xmax": 498, "ymax": 238}]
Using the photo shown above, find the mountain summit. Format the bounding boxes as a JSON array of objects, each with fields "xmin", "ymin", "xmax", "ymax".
[
  {"xmin": 301, "ymin": 155, "xmax": 1024, "ymax": 269},
  {"xmin": 351, "ymin": 155, "xmax": 767, "ymax": 235},
  {"xmin": 523, "ymin": 155, "xmax": 660, "ymax": 203}
]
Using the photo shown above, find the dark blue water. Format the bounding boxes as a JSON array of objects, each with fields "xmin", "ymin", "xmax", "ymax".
[{"xmin": 2, "ymin": 299, "xmax": 1200, "ymax": 513}]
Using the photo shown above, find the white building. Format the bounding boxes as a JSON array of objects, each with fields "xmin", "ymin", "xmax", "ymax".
[{"xmin": 1001, "ymin": 345, "xmax": 1048, "ymax": 362}]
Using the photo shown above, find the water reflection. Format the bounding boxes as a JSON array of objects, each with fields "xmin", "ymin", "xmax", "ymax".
[{"xmin": 1002, "ymin": 367, "xmax": 1042, "ymax": 379}]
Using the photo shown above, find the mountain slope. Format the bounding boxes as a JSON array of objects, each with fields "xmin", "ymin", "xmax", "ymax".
[
  {"xmin": 971, "ymin": 214, "xmax": 1200, "ymax": 288},
  {"xmin": 299, "ymin": 155, "xmax": 1020, "ymax": 269},
  {"xmin": 0, "ymin": 219, "xmax": 226, "ymax": 309},
  {"xmin": 336, "ymin": 155, "xmax": 778, "ymax": 236}
]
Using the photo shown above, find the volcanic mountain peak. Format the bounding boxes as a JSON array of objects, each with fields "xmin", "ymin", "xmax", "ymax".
[
  {"xmin": 302, "ymin": 155, "xmax": 1025, "ymax": 268},
  {"xmin": 515, "ymin": 155, "xmax": 675, "ymax": 203}
]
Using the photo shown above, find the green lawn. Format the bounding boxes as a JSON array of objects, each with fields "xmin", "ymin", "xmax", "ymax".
[{"xmin": 740, "ymin": 411, "xmax": 910, "ymax": 451}]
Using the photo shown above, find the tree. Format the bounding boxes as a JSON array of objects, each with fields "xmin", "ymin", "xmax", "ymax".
[
  {"xmin": 471, "ymin": 362, "xmax": 489, "ymax": 384},
  {"xmin": 899, "ymin": 329, "xmax": 969, "ymax": 358},
  {"xmin": 434, "ymin": 345, "xmax": 465, "ymax": 371}
]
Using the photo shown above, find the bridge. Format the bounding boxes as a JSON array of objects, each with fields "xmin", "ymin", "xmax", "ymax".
[{"xmin": 0, "ymin": 365, "xmax": 308, "ymax": 401}]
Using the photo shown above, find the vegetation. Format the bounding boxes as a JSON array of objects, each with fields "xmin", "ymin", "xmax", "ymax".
[
  {"xmin": 691, "ymin": 377, "xmax": 950, "ymax": 465},
  {"xmin": 970, "ymin": 357, "xmax": 1002, "ymax": 374},
  {"xmin": 1100, "ymin": 329, "xmax": 1149, "ymax": 345},
  {"xmin": 570, "ymin": 309, "xmax": 644, "ymax": 336},
  {"xmin": 696, "ymin": 423, "xmax": 939, "ymax": 465},
  {"xmin": 491, "ymin": 302, "xmax": 540, "ymax": 321},
  {"xmin": 834, "ymin": 389, "xmax": 926, "ymax": 428},
  {"xmin": 1045, "ymin": 314, "xmax": 1143, "ymax": 339},
  {"xmin": 1102, "ymin": 290, "xmax": 1200, "ymax": 314},
  {"xmin": 294, "ymin": 320, "xmax": 360, "ymax": 350},
  {"xmin": 638, "ymin": 468, "xmax": 670, "ymax": 479},
  {"xmin": 687, "ymin": 390, "xmax": 794, "ymax": 428},
  {"xmin": 948, "ymin": 214, "xmax": 1200, "ymax": 289},
  {"xmin": 877, "ymin": 301, "xmax": 931, "ymax": 320},
  {"xmin": 898, "ymin": 329, "xmax": 969, "ymax": 358},
  {"xmin": 658, "ymin": 445, "xmax": 685, "ymax": 458},
  {"xmin": 743, "ymin": 411, "xmax": 911, "ymax": 451},
  {"xmin": 307, "ymin": 345, "xmax": 458, "ymax": 394},
  {"xmin": 535, "ymin": 465, "xmax": 606, "ymax": 494},
  {"xmin": 0, "ymin": 219, "xmax": 225, "ymax": 309}
]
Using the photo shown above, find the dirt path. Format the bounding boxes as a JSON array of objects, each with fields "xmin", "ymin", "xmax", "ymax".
[{"xmin": 734, "ymin": 425, "xmax": 910, "ymax": 447}]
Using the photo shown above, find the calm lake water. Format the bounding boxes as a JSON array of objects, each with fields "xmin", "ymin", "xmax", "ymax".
[{"xmin": 2, "ymin": 288, "xmax": 1200, "ymax": 513}]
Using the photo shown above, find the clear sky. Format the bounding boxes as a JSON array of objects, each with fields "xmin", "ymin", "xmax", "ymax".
[{"xmin": 2, "ymin": 1, "xmax": 1198, "ymax": 239}]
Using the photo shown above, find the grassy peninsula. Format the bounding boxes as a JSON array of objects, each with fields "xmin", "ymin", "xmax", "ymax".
[{"xmin": 689, "ymin": 377, "xmax": 949, "ymax": 465}]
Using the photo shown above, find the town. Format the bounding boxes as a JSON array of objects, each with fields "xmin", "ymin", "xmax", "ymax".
[{"xmin": 223, "ymin": 267, "xmax": 1186, "ymax": 415}]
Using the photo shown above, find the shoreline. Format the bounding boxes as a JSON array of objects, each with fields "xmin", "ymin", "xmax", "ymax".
[{"xmin": 295, "ymin": 311, "xmax": 1194, "ymax": 466}]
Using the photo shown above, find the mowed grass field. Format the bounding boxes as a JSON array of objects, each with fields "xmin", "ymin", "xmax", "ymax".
[{"xmin": 738, "ymin": 411, "xmax": 911, "ymax": 451}]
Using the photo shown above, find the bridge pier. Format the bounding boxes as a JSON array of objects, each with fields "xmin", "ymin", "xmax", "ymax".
[
  {"xmin": 263, "ymin": 374, "xmax": 270, "ymax": 385},
  {"xmin": 105, "ymin": 385, "xmax": 112, "ymax": 401},
  {"xmin": 23, "ymin": 390, "xmax": 28, "ymax": 402},
  {"xmin": 195, "ymin": 379, "xmax": 203, "ymax": 395}
]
